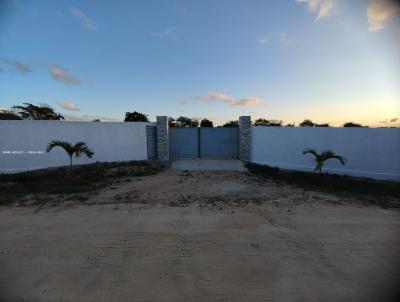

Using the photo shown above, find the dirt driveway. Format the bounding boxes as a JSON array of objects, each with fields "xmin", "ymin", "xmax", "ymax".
[{"xmin": 1, "ymin": 169, "xmax": 399, "ymax": 302}]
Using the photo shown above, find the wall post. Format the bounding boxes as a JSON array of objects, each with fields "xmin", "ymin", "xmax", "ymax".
[
  {"xmin": 239, "ymin": 116, "xmax": 251, "ymax": 161},
  {"xmin": 156, "ymin": 116, "xmax": 169, "ymax": 161}
]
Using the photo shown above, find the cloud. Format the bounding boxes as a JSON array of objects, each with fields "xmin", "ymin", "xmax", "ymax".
[
  {"xmin": 190, "ymin": 92, "xmax": 264, "ymax": 107},
  {"xmin": 380, "ymin": 117, "xmax": 399, "ymax": 123},
  {"xmin": 0, "ymin": 58, "xmax": 32, "ymax": 73},
  {"xmin": 277, "ymin": 32, "xmax": 292, "ymax": 46},
  {"xmin": 367, "ymin": 0, "xmax": 400, "ymax": 32},
  {"xmin": 259, "ymin": 33, "xmax": 292, "ymax": 47},
  {"xmin": 258, "ymin": 36, "xmax": 269, "ymax": 45},
  {"xmin": 295, "ymin": 0, "xmax": 336, "ymax": 21},
  {"xmin": 42, "ymin": 61, "xmax": 81, "ymax": 85},
  {"xmin": 63, "ymin": 114, "xmax": 119, "ymax": 122},
  {"xmin": 152, "ymin": 27, "xmax": 177, "ymax": 39},
  {"xmin": 70, "ymin": 7, "xmax": 96, "ymax": 30},
  {"xmin": 57, "ymin": 102, "xmax": 80, "ymax": 111}
]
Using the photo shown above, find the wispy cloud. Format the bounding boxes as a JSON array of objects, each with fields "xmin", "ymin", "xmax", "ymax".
[
  {"xmin": 380, "ymin": 117, "xmax": 399, "ymax": 123},
  {"xmin": 277, "ymin": 32, "xmax": 292, "ymax": 46},
  {"xmin": 70, "ymin": 7, "xmax": 96, "ymax": 30},
  {"xmin": 295, "ymin": 0, "xmax": 336, "ymax": 21},
  {"xmin": 42, "ymin": 61, "xmax": 81, "ymax": 85},
  {"xmin": 57, "ymin": 102, "xmax": 80, "ymax": 111},
  {"xmin": 0, "ymin": 58, "xmax": 32, "ymax": 73},
  {"xmin": 367, "ymin": 0, "xmax": 400, "ymax": 32},
  {"xmin": 189, "ymin": 92, "xmax": 264, "ymax": 107},
  {"xmin": 152, "ymin": 27, "xmax": 177, "ymax": 39},
  {"xmin": 258, "ymin": 36, "xmax": 269, "ymax": 45},
  {"xmin": 258, "ymin": 32, "xmax": 292, "ymax": 47},
  {"xmin": 63, "ymin": 114, "xmax": 119, "ymax": 122}
]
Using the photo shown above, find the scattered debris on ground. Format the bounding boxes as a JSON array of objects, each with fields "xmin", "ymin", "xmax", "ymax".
[
  {"xmin": 246, "ymin": 163, "xmax": 400, "ymax": 207},
  {"xmin": 0, "ymin": 161, "xmax": 164, "ymax": 206},
  {"xmin": 1, "ymin": 161, "xmax": 399, "ymax": 210}
]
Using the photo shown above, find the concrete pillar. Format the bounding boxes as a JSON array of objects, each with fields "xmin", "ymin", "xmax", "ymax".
[
  {"xmin": 156, "ymin": 116, "xmax": 169, "ymax": 161},
  {"xmin": 239, "ymin": 116, "xmax": 251, "ymax": 161}
]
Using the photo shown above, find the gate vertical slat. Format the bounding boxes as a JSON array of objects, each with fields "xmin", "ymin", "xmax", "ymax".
[
  {"xmin": 146, "ymin": 126, "xmax": 158, "ymax": 159},
  {"xmin": 200, "ymin": 127, "xmax": 238, "ymax": 158},
  {"xmin": 169, "ymin": 128, "xmax": 199, "ymax": 158}
]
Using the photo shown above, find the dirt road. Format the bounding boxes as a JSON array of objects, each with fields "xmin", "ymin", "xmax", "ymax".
[{"xmin": 1, "ymin": 170, "xmax": 399, "ymax": 301}]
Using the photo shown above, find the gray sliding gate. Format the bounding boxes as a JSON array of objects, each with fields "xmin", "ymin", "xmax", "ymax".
[
  {"xmin": 169, "ymin": 127, "xmax": 238, "ymax": 158},
  {"xmin": 146, "ymin": 125, "xmax": 158, "ymax": 159}
]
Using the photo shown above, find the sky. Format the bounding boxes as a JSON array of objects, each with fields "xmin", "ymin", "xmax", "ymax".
[{"xmin": 0, "ymin": 0, "xmax": 399, "ymax": 126}]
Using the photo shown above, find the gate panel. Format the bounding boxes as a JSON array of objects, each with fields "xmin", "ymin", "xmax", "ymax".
[
  {"xmin": 200, "ymin": 127, "xmax": 238, "ymax": 158},
  {"xmin": 169, "ymin": 128, "xmax": 199, "ymax": 158},
  {"xmin": 146, "ymin": 125, "xmax": 158, "ymax": 159}
]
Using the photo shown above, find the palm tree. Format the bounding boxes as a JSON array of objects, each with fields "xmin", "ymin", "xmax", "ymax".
[
  {"xmin": 46, "ymin": 140, "xmax": 94, "ymax": 173},
  {"xmin": 12, "ymin": 103, "xmax": 64, "ymax": 120},
  {"xmin": 303, "ymin": 148, "xmax": 347, "ymax": 174}
]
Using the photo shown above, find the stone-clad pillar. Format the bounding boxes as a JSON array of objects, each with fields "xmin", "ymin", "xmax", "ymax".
[
  {"xmin": 156, "ymin": 116, "xmax": 169, "ymax": 161},
  {"xmin": 239, "ymin": 116, "xmax": 251, "ymax": 161}
]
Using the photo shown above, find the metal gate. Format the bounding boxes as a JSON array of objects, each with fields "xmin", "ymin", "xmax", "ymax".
[
  {"xmin": 169, "ymin": 128, "xmax": 199, "ymax": 158},
  {"xmin": 200, "ymin": 127, "xmax": 238, "ymax": 158},
  {"xmin": 146, "ymin": 125, "xmax": 158, "ymax": 159},
  {"xmin": 169, "ymin": 127, "xmax": 238, "ymax": 158}
]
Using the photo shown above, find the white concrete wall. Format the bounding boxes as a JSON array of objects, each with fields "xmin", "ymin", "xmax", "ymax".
[
  {"xmin": 0, "ymin": 121, "xmax": 153, "ymax": 173},
  {"xmin": 251, "ymin": 127, "xmax": 400, "ymax": 181}
]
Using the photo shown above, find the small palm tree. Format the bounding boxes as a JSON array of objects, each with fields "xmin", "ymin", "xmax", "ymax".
[
  {"xmin": 46, "ymin": 140, "xmax": 94, "ymax": 173},
  {"xmin": 303, "ymin": 148, "xmax": 347, "ymax": 174}
]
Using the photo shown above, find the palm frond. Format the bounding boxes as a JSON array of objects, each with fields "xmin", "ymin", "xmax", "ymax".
[
  {"xmin": 302, "ymin": 148, "xmax": 319, "ymax": 158},
  {"xmin": 320, "ymin": 150, "xmax": 347, "ymax": 165},
  {"xmin": 303, "ymin": 148, "xmax": 347, "ymax": 174},
  {"xmin": 46, "ymin": 140, "xmax": 74, "ymax": 155},
  {"xmin": 73, "ymin": 142, "xmax": 94, "ymax": 158}
]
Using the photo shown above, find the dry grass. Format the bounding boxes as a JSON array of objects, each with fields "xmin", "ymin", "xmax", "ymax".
[
  {"xmin": 0, "ymin": 161, "xmax": 164, "ymax": 206},
  {"xmin": 246, "ymin": 163, "xmax": 400, "ymax": 208}
]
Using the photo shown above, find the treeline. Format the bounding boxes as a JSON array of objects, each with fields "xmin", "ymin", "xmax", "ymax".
[
  {"xmin": 251, "ymin": 118, "xmax": 367, "ymax": 128},
  {"xmin": 124, "ymin": 113, "xmax": 368, "ymax": 128},
  {"xmin": 0, "ymin": 103, "xmax": 64, "ymax": 120},
  {"xmin": 0, "ymin": 104, "xmax": 373, "ymax": 128}
]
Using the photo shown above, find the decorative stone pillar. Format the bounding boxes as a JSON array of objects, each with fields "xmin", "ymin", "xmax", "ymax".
[
  {"xmin": 156, "ymin": 116, "xmax": 169, "ymax": 161},
  {"xmin": 239, "ymin": 116, "xmax": 251, "ymax": 161}
]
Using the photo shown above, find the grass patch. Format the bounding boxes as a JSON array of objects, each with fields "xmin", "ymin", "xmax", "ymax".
[
  {"xmin": 0, "ymin": 161, "xmax": 163, "ymax": 206},
  {"xmin": 246, "ymin": 163, "xmax": 400, "ymax": 204}
]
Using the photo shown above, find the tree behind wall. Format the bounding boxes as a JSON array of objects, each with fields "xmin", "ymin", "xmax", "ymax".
[
  {"xmin": 190, "ymin": 119, "xmax": 199, "ymax": 127},
  {"xmin": 253, "ymin": 118, "xmax": 282, "ymax": 126},
  {"xmin": 299, "ymin": 119, "xmax": 314, "ymax": 127},
  {"xmin": 168, "ymin": 117, "xmax": 176, "ymax": 127},
  {"xmin": 0, "ymin": 110, "xmax": 22, "ymax": 120},
  {"xmin": 12, "ymin": 103, "xmax": 64, "ymax": 120},
  {"xmin": 222, "ymin": 120, "xmax": 239, "ymax": 127},
  {"xmin": 174, "ymin": 116, "xmax": 199, "ymax": 127},
  {"xmin": 124, "ymin": 111, "xmax": 149, "ymax": 122},
  {"xmin": 343, "ymin": 122, "xmax": 364, "ymax": 127},
  {"xmin": 200, "ymin": 118, "xmax": 213, "ymax": 127}
]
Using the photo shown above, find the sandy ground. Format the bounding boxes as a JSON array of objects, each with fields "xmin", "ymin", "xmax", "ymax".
[{"xmin": 1, "ymin": 170, "xmax": 400, "ymax": 302}]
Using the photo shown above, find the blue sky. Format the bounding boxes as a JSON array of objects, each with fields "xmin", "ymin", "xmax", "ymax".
[{"xmin": 0, "ymin": 0, "xmax": 399, "ymax": 126}]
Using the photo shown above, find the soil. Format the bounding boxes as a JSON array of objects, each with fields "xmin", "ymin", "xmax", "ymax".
[{"xmin": 0, "ymin": 163, "xmax": 399, "ymax": 301}]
